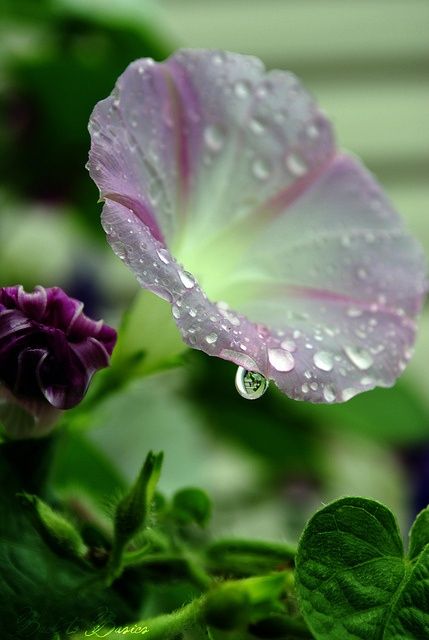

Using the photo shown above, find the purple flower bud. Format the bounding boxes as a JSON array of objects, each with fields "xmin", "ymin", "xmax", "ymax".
[{"xmin": 0, "ymin": 285, "xmax": 116, "ymax": 436}]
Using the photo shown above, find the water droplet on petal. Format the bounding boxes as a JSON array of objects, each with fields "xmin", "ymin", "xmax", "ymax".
[
  {"xmin": 234, "ymin": 80, "xmax": 251, "ymax": 98},
  {"xmin": 252, "ymin": 158, "xmax": 270, "ymax": 180},
  {"xmin": 179, "ymin": 270, "xmax": 195, "ymax": 289},
  {"xmin": 344, "ymin": 345, "xmax": 373, "ymax": 370},
  {"xmin": 157, "ymin": 248, "xmax": 170, "ymax": 264},
  {"xmin": 313, "ymin": 351, "xmax": 334, "ymax": 372},
  {"xmin": 249, "ymin": 118, "xmax": 265, "ymax": 135},
  {"xmin": 205, "ymin": 332, "xmax": 218, "ymax": 344},
  {"xmin": 342, "ymin": 387, "xmax": 359, "ymax": 401},
  {"xmin": 323, "ymin": 385, "xmax": 336, "ymax": 402},
  {"xmin": 235, "ymin": 367, "xmax": 269, "ymax": 400},
  {"xmin": 212, "ymin": 52, "xmax": 225, "ymax": 65},
  {"xmin": 268, "ymin": 348, "xmax": 295, "ymax": 372},
  {"xmin": 286, "ymin": 153, "xmax": 307, "ymax": 177},
  {"xmin": 204, "ymin": 125, "xmax": 225, "ymax": 152},
  {"xmin": 281, "ymin": 339, "xmax": 296, "ymax": 352},
  {"xmin": 172, "ymin": 306, "xmax": 181, "ymax": 319},
  {"xmin": 347, "ymin": 307, "xmax": 363, "ymax": 318},
  {"xmin": 220, "ymin": 350, "xmax": 257, "ymax": 371},
  {"xmin": 306, "ymin": 123, "xmax": 320, "ymax": 139},
  {"xmin": 357, "ymin": 267, "xmax": 367, "ymax": 280}
]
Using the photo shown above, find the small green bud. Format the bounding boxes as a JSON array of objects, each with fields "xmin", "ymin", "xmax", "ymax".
[
  {"xmin": 204, "ymin": 584, "xmax": 251, "ymax": 630},
  {"xmin": 204, "ymin": 573, "xmax": 287, "ymax": 630},
  {"xmin": 240, "ymin": 573, "xmax": 286, "ymax": 605},
  {"xmin": 114, "ymin": 451, "xmax": 163, "ymax": 546},
  {"xmin": 171, "ymin": 487, "xmax": 212, "ymax": 527},
  {"xmin": 19, "ymin": 493, "xmax": 86, "ymax": 558}
]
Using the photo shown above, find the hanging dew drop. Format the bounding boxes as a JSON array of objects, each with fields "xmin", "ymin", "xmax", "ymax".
[{"xmin": 235, "ymin": 367, "xmax": 269, "ymax": 400}]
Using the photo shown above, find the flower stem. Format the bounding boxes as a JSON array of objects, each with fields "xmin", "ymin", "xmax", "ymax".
[
  {"xmin": 207, "ymin": 538, "xmax": 297, "ymax": 559},
  {"xmin": 79, "ymin": 595, "xmax": 206, "ymax": 640},
  {"xmin": 206, "ymin": 538, "xmax": 296, "ymax": 576}
]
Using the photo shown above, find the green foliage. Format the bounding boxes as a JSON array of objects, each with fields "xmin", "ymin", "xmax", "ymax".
[
  {"xmin": 0, "ymin": 0, "xmax": 172, "ymax": 234},
  {"xmin": 172, "ymin": 487, "xmax": 212, "ymax": 527},
  {"xmin": 296, "ymin": 497, "xmax": 429, "ymax": 640},
  {"xmin": 0, "ymin": 440, "xmax": 137, "ymax": 640},
  {"xmin": 51, "ymin": 429, "xmax": 127, "ymax": 501},
  {"xmin": 293, "ymin": 381, "xmax": 429, "ymax": 445}
]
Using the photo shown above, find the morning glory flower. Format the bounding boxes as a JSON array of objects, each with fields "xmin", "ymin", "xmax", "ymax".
[
  {"xmin": 0, "ymin": 285, "xmax": 116, "ymax": 437},
  {"xmin": 88, "ymin": 49, "xmax": 426, "ymax": 403}
]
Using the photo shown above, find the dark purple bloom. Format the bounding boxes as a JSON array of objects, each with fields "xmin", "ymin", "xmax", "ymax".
[{"xmin": 0, "ymin": 285, "xmax": 116, "ymax": 415}]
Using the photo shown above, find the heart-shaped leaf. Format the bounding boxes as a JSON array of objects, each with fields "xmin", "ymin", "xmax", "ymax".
[{"xmin": 296, "ymin": 497, "xmax": 429, "ymax": 639}]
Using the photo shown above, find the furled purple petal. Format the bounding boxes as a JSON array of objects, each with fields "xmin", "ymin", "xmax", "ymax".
[
  {"xmin": 89, "ymin": 50, "xmax": 427, "ymax": 402},
  {"xmin": 17, "ymin": 285, "xmax": 48, "ymax": 320},
  {"xmin": 0, "ymin": 286, "xmax": 117, "ymax": 415}
]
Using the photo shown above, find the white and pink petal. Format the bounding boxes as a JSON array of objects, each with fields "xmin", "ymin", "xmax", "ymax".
[{"xmin": 89, "ymin": 49, "xmax": 427, "ymax": 403}]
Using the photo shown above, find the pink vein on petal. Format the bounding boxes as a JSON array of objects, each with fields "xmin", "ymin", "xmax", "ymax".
[
  {"xmin": 162, "ymin": 59, "xmax": 201, "ymax": 209},
  {"xmin": 281, "ymin": 284, "xmax": 417, "ymax": 321},
  {"xmin": 257, "ymin": 151, "xmax": 338, "ymax": 220},
  {"xmin": 104, "ymin": 192, "xmax": 165, "ymax": 244}
]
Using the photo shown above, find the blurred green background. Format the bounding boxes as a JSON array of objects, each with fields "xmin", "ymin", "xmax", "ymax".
[{"xmin": 1, "ymin": 0, "xmax": 428, "ymax": 544}]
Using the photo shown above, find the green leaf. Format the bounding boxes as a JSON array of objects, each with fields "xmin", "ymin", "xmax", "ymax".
[
  {"xmin": 408, "ymin": 506, "xmax": 429, "ymax": 561},
  {"xmin": 0, "ymin": 441, "xmax": 136, "ymax": 640},
  {"xmin": 296, "ymin": 497, "xmax": 429, "ymax": 640},
  {"xmin": 51, "ymin": 429, "xmax": 127, "ymax": 502},
  {"xmin": 290, "ymin": 380, "xmax": 429, "ymax": 445},
  {"xmin": 111, "ymin": 289, "xmax": 187, "ymax": 379}
]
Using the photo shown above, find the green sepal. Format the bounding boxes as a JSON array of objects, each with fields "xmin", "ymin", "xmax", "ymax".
[
  {"xmin": 19, "ymin": 492, "xmax": 87, "ymax": 559},
  {"xmin": 108, "ymin": 451, "xmax": 163, "ymax": 582}
]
